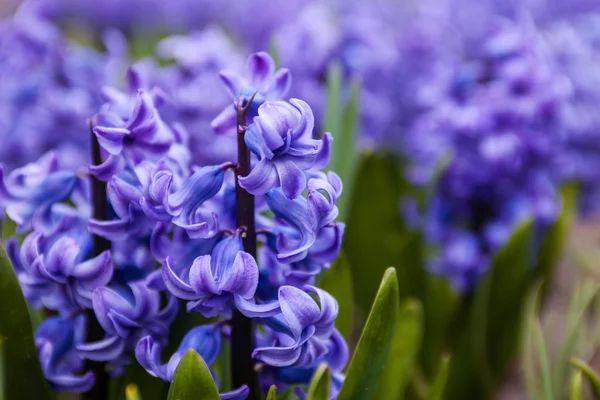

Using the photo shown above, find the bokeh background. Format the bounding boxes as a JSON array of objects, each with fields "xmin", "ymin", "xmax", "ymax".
[{"xmin": 4, "ymin": 0, "xmax": 600, "ymax": 398}]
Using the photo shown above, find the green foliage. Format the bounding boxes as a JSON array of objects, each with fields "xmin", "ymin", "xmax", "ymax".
[
  {"xmin": 569, "ymin": 371, "xmax": 582, "ymax": 400},
  {"xmin": 324, "ymin": 62, "xmax": 360, "ymax": 221},
  {"xmin": 343, "ymin": 154, "xmax": 406, "ymax": 321},
  {"xmin": 426, "ymin": 355, "xmax": 450, "ymax": 400},
  {"xmin": 318, "ymin": 253, "xmax": 354, "ymax": 340},
  {"xmin": 0, "ymin": 244, "xmax": 52, "ymax": 400},
  {"xmin": 306, "ymin": 364, "xmax": 331, "ymax": 400},
  {"xmin": 167, "ymin": 349, "xmax": 220, "ymax": 400},
  {"xmin": 266, "ymin": 385, "xmax": 277, "ymax": 400},
  {"xmin": 338, "ymin": 268, "xmax": 400, "ymax": 400},
  {"xmin": 570, "ymin": 358, "xmax": 600, "ymax": 399},
  {"xmin": 373, "ymin": 299, "xmax": 423, "ymax": 400}
]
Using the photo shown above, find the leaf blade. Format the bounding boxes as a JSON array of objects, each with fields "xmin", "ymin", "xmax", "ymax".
[
  {"xmin": 337, "ymin": 267, "xmax": 400, "ymax": 400},
  {"xmin": 167, "ymin": 349, "xmax": 220, "ymax": 400}
]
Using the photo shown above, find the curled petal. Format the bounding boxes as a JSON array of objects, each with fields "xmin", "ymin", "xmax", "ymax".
[
  {"xmin": 89, "ymin": 154, "xmax": 125, "ymax": 181},
  {"xmin": 274, "ymin": 158, "xmax": 306, "ymax": 200},
  {"xmin": 234, "ymin": 295, "xmax": 281, "ymax": 318},
  {"xmin": 72, "ymin": 251, "xmax": 114, "ymax": 289},
  {"xmin": 162, "ymin": 257, "xmax": 197, "ymax": 300},
  {"xmin": 313, "ymin": 132, "xmax": 332, "ymax": 170},
  {"xmin": 252, "ymin": 344, "xmax": 302, "ymax": 368},
  {"xmin": 94, "ymin": 126, "xmax": 129, "ymax": 155},
  {"xmin": 77, "ymin": 335, "xmax": 125, "ymax": 362},
  {"xmin": 48, "ymin": 372, "xmax": 95, "ymax": 393},
  {"xmin": 303, "ymin": 286, "xmax": 338, "ymax": 335},
  {"xmin": 267, "ymin": 68, "xmax": 292, "ymax": 100},
  {"xmin": 247, "ymin": 52, "xmax": 275, "ymax": 89},
  {"xmin": 211, "ymin": 105, "xmax": 237, "ymax": 135},
  {"xmin": 278, "ymin": 286, "xmax": 320, "ymax": 340},
  {"xmin": 189, "ymin": 255, "xmax": 218, "ymax": 297},
  {"xmin": 218, "ymin": 252, "xmax": 259, "ymax": 299},
  {"xmin": 135, "ymin": 336, "xmax": 169, "ymax": 380},
  {"xmin": 220, "ymin": 386, "xmax": 250, "ymax": 400},
  {"xmin": 238, "ymin": 159, "xmax": 278, "ymax": 196}
]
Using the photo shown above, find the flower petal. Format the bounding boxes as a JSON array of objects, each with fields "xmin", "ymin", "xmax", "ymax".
[{"xmin": 238, "ymin": 158, "xmax": 278, "ymax": 196}]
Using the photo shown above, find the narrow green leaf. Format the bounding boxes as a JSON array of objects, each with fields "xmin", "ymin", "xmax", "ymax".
[
  {"xmin": 167, "ymin": 349, "xmax": 220, "ymax": 400},
  {"xmin": 306, "ymin": 363, "xmax": 331, "ymax": 400},
  {"xmin": 268, "ymin": 38, "xmax": 280, "ymax": 70},
  {"xmin": 554, "ymin": 281, "xmax": 599, "ymax": 396},
  {"xmin": 570, "ymin": 357, "xmax": 600, "ymax": 399},
  {"xmin": 0, "ymin": 244, "xmax": 51, "ymax": 400},
  {"xmin": 335, "ymin": 78, "xmax": 360, "ymax": 221},
  {"xmin": 533, "ymin": 319, "xmax": 553, "ymax": 400},
  {"xmin": 570, "ymin": 371, "xmax": 583, "ymax": 400},
  {"xmin": 522, "ymin": 282, "xmax": 542, "ymax": 400},
  {"xmin": 486, "ymin": 219, "xmax": 534, "ymax": 378},
  {"xmin": 534, "ymin": 183, "xmax": 577, "ymax": 295},
  {"xmin": 344, "ymin": 154, "xmax": 405, "ymax": 321},
  {"xmin": 266, "ymin": 385, "xmax": 277, "ymax": 400},
  {"xmin": 323, "ymin": 62, "xmax": 342, "ymax": 141},
  {"xmin": 318, "ymin": 253, "xmax": 354, "ymax": 340},
  {"xmin": 338, "ymin": 268, "xmax": 400, "ymax": 400},
  {"xmin": 426, "ymin": 355, "xmax": 450, "ymax": 400},
  {"xmin": 1, "ymin": 217, "xmax": 16, "ymax": 241},
  {"xmin": 419, "ymin": 276, "xmax": 458, "ymax": 377},
  {"xmin": 373, "ymin": 299, "xmax": 423, "ymax": 400}
]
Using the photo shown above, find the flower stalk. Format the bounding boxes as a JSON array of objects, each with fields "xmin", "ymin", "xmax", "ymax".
[
  {"xmin": 231, "ymin": 94, "xmax": 259, "ymax": 399},
  {"xmin": 85, "ymin": 122, "xmax": 111, "ymax": 400}
]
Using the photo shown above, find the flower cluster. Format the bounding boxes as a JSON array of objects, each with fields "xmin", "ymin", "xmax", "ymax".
[
  {"xmin": 1, "ymin": 45, "xmax": 346, "ymax": 398},
  {"xmin": 403, "ymin": 17, "xmax": 571, "ymax": 290}
]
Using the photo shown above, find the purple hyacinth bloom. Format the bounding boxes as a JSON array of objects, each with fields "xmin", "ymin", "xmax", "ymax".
[
  {"xmin": 35, "ymin": 315, "xmax": 94, "ymax": 393},
  {"xmin": 162, "ymin": 234, "xmax": 260, "ymax": 317},
  {"xmin": 211, "ymin": 52, "xmax": 291, "ymax": 135},
  {"xmin": 77, "ymin": 281, "xmax": 178, "ymax": 365},
  {"xmin": 7, "ymin": 228, "xmax": 113, "ymax": 315},
  {"xmin": 252, "ymin": 285, "xmax": 340, "ymax": 368},
  {"xmin": 239, "ymin": 99, "xmax": 331, "ymax": 199},
  {"xmin": 91, "ymin": 89, "xmax": 178, "ymax": 181},
  {"xmin": 136, "ymin": 324, "xmax": 221, "ymax": 381},
  {"xmin": 0, "ymin": 152, "xmax": 76, "ymax": 232}
]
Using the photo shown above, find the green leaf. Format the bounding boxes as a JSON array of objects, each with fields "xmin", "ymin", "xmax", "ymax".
[
  {"xmin": 426, "ymin": 355, "xmax": 450, "ymax": 400},
  {"xmin": 534, "ymin": 183, "xmax": 577, "ymax": 297},
  {"xmin": 344, "ymin": 154, "xmax": 405, "ymax": 321},
  {"xmin": 419, "ymin": 277, "xmax": 458, "ymax": 377},
  {"xmin": 554, "ymin": 281, "xmax": 599, "ymax": 396},
  {"xmin": 306, "ymin": 363, "xmax": 331, "ymax": 400},
  {"xmin": 266, "ymin": 385, "xmax": 277, "ymax": 400},
  {"xmin": 323, "ymin": 62, "xmax": 343, "ymax": 140},
  {"xmin": 0, "ymin": 244, "xmax": 52, "ymax": 400},
  {"xmin": 318, "ymin": 253, "xmax": 354, "ymax": 340},
  {"xmin": 373, "ymin": 299, "xmax": 422, "ymax": 400},
  {"xmin": 570, "ymin": 357, "xmax": 600, "ymax": 399},
  {"xmin": 486, "ymin": 219, "xmax": 534, "ymax": 377},
  {"xmin": 334, "ymin": 79, "xmax": 360, "ymax": 221},
  {"xmin": 522, "ymin": 281, "xmax": 553, "ymax": 400},
  {"xmin": 569, "ymin": 371, "xmax": 583, "ymax": 400},
  {"xmin": 167, "ymin": 349, "xmax": 220, "ymax": 400},
  {"xmin": 338, "ymin": 268, "xmax": 400, "ymax": 400}
]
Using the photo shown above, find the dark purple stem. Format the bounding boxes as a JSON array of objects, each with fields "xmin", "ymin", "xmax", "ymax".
[
  {"xmin": 84, "ymin": 121, "xmax": 110, "ymax": 400},
  {"xmin": 231, "ymin": 94, "xmax": 259, "ymax": 399}
]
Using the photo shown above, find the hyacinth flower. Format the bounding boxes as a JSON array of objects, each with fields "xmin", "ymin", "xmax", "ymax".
[
  {"xmin": 135, "ymin": 324, "xmax": 250, "ymax": 399},
  {"xmin": 0, "ymin": 151, "xmax": 76, "ymax": 232},
  {"xmin": 163, "ymin": 234, "xmax": 264, "ymax": 317},
  {"xmin": 239, "ymin": 99, "xmax": 331, "ymax": 199},
  {"xmin": 35, "ymin": 315, "xmax": 95, "ymax": 393},
  {"xmin": 91, "ymin": 88, "xmax": 179, "ymax": 181},
  {"xmin": 7, "ymin": 230, "xmax": 113, "ymax": 315},
  {"xmin": 211, "ymin": 52, "xmax": 291, "ymax": 135}
]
